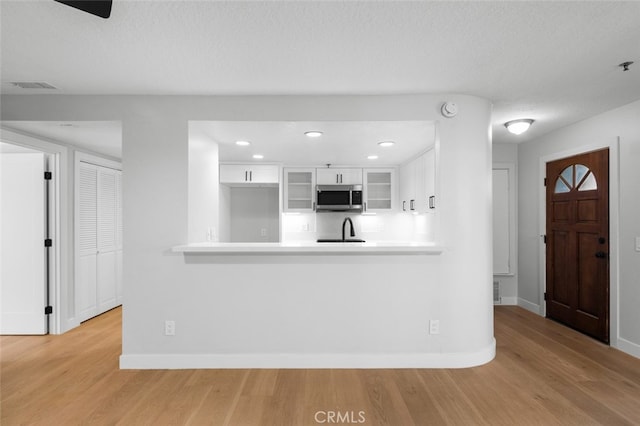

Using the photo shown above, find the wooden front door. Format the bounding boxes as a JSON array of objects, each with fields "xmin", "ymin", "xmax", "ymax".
[{"xmin": 546, "ymin": 148, "xmax": 609, "ymax": 343}]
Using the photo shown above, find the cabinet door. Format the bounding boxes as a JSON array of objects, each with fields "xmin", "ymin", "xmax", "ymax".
[
  {"xmin": 339, "ymin": 168, "xmax": 363, "ymax": 185},
  {"xmin": 219, "ymin": 164, "xmax": 248, "ymax": 183},
  {"xmin": 316, "ymin": 168, "xmax": 341, "ymax": 185},
  {"xmin": 423, "ymin": 148, "xmax": 436, "ymax": 212},
  {"xmin": 399, "ymin": 160, "xmax": 416, "ymax": 212},
  {"xmin": 248, "ymin": 165, "xmax": 279, "ymax": 184},
  {"xmin": 363, "ymin": 169, "xmax": 394, "ymax": 212},
  {"xmin": 284, "ymin": 168, "xmax": 316, "ymax": 212}
]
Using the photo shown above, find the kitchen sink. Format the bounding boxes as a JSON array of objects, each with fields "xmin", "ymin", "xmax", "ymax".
[{"xmin": 316, "ymin": 238, "xmax": 366, "ymax": 243}]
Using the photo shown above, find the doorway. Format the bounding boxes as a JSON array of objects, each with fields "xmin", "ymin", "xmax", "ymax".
[
  {"xmin": 0, "ymin": 143, "xmax": 53, "ymax": 334},
  {"xmin": 545, "ymin": 148, "xmax": 609, "ymax": 343}
]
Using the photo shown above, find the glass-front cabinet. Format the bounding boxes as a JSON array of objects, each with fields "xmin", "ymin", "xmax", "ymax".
[
  {"xmin": 283, "ymin": 168, "xmax": 316, "ymax": 212},
  {"xmin": 363, "ymin": 168, "xmax": 395, "ymax": 212}
]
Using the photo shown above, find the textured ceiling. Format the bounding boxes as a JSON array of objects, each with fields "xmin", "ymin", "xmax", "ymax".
[{"xmin": 1, "ymin": 0, "xmax": 639, "ymax": 150}]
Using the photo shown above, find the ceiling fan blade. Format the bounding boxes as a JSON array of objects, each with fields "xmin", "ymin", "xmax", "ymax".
[{"xmin": 54, "ymin": 1, "xmax": 112, "ymax": 19}]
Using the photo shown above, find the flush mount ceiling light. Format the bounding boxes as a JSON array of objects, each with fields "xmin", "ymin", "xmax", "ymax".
[
  {"xmin": 252, "ymin": 154, "xmax": 264, "ymax": 159},
  {"xmin": 304, "ymin": 131, "xmax": 323, "ymax": 138},
  {"xmin": 235, "ymin": 140, "xmax": 251, "ymax": 146},
  {"xmin": 367, "ymin": 155, "xmax": 379, "ymax": 160},
  {"xmin": 378, "ymin": 141, "xmax": 395, "ymax": 147},
  {"xmin": 505, "ymin": 119, "xmax": 534, "ymax": 135}
]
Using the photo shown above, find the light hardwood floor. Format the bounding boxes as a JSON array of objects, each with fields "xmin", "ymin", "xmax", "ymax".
[{"xmin": 2, "ymin": 306, "xmax": 640, "ymax": 425}]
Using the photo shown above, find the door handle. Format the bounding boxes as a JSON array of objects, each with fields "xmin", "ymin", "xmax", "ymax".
[{"xmin": 595, "ymin": 251, "xmax": 607, "ymax": 258}]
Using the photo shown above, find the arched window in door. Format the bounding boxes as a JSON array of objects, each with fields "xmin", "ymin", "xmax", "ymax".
[{"xmin": 554, "ymin": 164, "xmax": 598, "ymax": 194}]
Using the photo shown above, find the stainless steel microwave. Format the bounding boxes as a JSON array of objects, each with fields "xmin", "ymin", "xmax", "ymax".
[{"xmin": 316, "ymin": 185, "xmax": 363, "ymax": 212}]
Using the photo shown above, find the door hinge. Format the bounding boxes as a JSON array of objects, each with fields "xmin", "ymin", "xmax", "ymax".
[
  {"xmin": 44, "ymin": 171, "xmax": 52, "ymax": 180},
  {"xmin": 44, "ymin": 239, "xmax": 53, "ymax": 247},
  {"xmin": 543, "ymin": 178, "xmax": 547, "ymax": 186},
  {"xmin": 45, "ymin": 306, "xmax": 53, "ymax": 315},
  {"xmin": 544, "ymin": 292, "xmax": 548, "ymax": 301},
  {"xmin": 543, "ymin": 235, "xmax": 547, "ymax": 244}
]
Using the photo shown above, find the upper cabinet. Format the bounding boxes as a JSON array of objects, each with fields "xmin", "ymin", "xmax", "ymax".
[
  {"xmin": 283, "ymin": 168, "xmax": 316, "ymax": 212},
  {"xmin": 399, "ymin": 148, "xmax": 436, "ymax": 214},
  {"xmin": 363, "ymin": 168, "xmax": 395, "ymax": 212},
  {"xmin": 316, "ymin": 168, "xmax": 362, "ymax": 185},
  {"xmin": 220, "ymin": 164, "xmax": 280, "ymax": 185}
]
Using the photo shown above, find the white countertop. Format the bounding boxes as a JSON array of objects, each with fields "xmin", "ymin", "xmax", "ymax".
[{"xmin": 172, "ymin": 241, "xmax": 443, "ymax": 255}]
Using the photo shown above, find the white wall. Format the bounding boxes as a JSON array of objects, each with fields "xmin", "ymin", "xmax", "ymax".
[
  {"xmin": 1, "ymin": 94, "xmax": 494, "ymax": 367},
  {"xmin": 188, "ymin": 128, "xmax": 219, "ymax": 243},
  {"xmin": 229, "ymin": 187, "xmax": 279, "ymax": 242},
  {"xmin": 518, "ymin": 99, "xmax": 640, "ymax": 358}
]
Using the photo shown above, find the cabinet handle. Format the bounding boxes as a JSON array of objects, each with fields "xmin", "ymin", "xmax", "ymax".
[
  {"xmin": 336, "ymin": 174, "xmax": 339, "ymax": 184},
  {"xmin": 245, "ymin": 171, "xmax": 248, "ymax": 181},
  {"xmin": 250, "ymin": 171, "xmax": 252, "ymax": 181},
  {"xmin": 410, "ymin": 199, "xmax": 415, "ymax": 210},
  {"xmin": 429, "ymin": 196, "xmax": 435, "ymax": 209},
  {"xmin": 313, "ymin": 201, "xmax": 316, "ymax": 211},
  {"xmin": 340, "ymin": 174, "xmax": 343, "ymax": 184},
  {"xmin": 364, "ymin": 202, "xmax": 367, "ymax": 211},
  {"xmin": 402, "ymin": 201, "xmax": 406, "ymax": 211}
]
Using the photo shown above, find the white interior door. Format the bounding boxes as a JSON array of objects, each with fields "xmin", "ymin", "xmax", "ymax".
[{"xmin": 0, "ymin": 152, "xmax": 48, "ymax": 334}]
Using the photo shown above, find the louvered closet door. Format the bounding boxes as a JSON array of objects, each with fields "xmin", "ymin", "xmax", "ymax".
[
  {"xmin": 97, "ymin": 167, "xmax": 118, "ymax": 312},
  {"xmin": 78, "ymin": 163, "xmax": 99, "ymax": 321},
  {"xmin": 115, "ymin": 171, "xmax": 123, "ymax": 303}
]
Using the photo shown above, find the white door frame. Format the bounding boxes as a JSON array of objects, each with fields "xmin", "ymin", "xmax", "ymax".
[{"xmin": 538, "ymin": 138, "xmax": 620, "ymax": 348}]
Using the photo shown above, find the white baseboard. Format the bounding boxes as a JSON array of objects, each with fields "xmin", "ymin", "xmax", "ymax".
[
  {"xmin": 517, "ymin": 298, "xmax": 542, "ymax": 315},
  {"xmin": 495, "ymin": 297, "xmax": 518, "ymax": 306},
  {"xmin": 120, "ymin": 339, "xmax": 496, "ymax": 370},
  {"xmin": 616, "ymin": 337, "xmax": 640, "ymax": 360}
]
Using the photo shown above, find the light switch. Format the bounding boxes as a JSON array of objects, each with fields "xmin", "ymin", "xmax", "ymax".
[{"xmin": 636, "ymin": 237, "xmax": 640, "ymax": 252}]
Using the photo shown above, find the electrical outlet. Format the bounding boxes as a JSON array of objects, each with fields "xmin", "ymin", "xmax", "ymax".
[
  {"xmin": 165, "ymin": 320, "xmax": 175, "ymax": 336},
  {"xmin": 429, "ymin": 319, "xmax": 440, "ymax": 335},
  {"xmin": 260, "ymin": 228, "xmax": 267, "ymax": 237}
]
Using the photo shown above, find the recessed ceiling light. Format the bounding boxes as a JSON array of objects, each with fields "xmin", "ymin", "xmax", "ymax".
[
  {"xmin": 367, "ymin": 155, "xmax": 379, "ymax": 160},
  {"xmin": 235, "ymin": 140, "xmax": 251, "ymax": 146},
  {"xmin": 504, "ymin": 119, "xmax": 534, "ymax": 135},
  {"xmin": 304, "ymin": 131, "xmax": 323, "ymax": 138},
  {"xmin": 378, "ymin": 141, "xmax": 395, "ymax": 147},
  {"xmin": 252, "ymin": 154, "xmax": 264, "ymax": 159}
]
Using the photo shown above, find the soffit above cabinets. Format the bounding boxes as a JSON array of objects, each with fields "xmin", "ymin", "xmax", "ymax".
[{"xmin": 190, "ymin": 120, "xmax": 436, "ymax": 166}]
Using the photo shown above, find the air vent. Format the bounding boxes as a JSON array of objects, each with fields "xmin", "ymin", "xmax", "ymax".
[{"xmin": 11, "ymin": 81, "xmax": 58, "ymax": 90}]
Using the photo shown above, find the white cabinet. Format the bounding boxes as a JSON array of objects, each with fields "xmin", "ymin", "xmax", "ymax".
[
  {"xmin": 423, "ymin": 148, "xmax": 436, "ymax": 212},
  {"xmin": 220, "ymin": 164, "xmax": 279, "ymax": 185},
  {"xmin": 284, "ymin": 168, "xmax": 316, "ymax": 212},
  {"xmin": 399, "ymin": 159, "xmax": 416, "ymax": 212},
  {"xmin": 77, "ymin": 162, "xmax": 122, "ymax": 323},
  {"xmin": 316, "ymin": 168, "xmax": 362, "ymax": 185},
  {"xmin": 363, "ymin": 168, "xmax": 395, "ymax": 212},
  {"xmin": 399, "ymin": 148, "xmax": 435, "ymax": 214}
]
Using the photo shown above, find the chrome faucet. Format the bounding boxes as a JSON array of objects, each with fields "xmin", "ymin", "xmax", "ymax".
[{"xmin": 342, "ymin": 217, "xmax": 356, "ymax": 241}]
